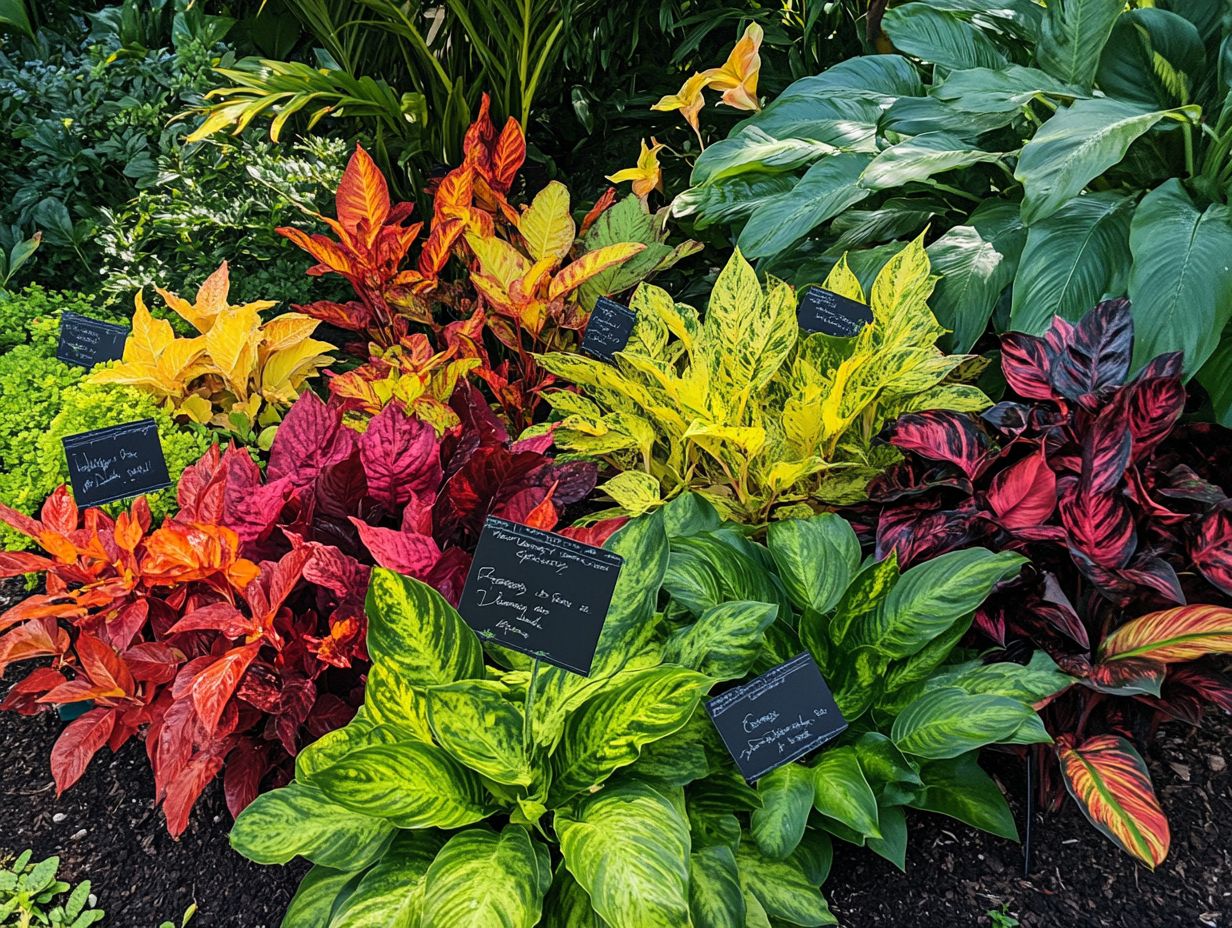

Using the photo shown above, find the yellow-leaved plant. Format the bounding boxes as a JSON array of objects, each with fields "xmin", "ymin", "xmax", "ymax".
[
  {"xmin": 90, "ymin": 262, "xmax": 333, "ymax": 438},
  {"xmin": 537, "ymin": 236, "xmax": 989, "ymax": 521}
]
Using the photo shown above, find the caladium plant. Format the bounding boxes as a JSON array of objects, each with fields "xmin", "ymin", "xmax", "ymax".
[{"xmin": 860, "ymin": 299, "xmax": 1232, "ymax": 867}]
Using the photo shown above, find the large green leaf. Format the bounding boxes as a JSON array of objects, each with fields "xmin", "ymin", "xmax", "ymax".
[
  {"xmin": 1009, "ymin": 192, "xmax": 1134, "ymax": 333},
  {"xmin": 692, "ymin": 128, "xmax": 837, "ymax": 185},
  {"xmin": 829, "ymin": 552, "xmax": 899, "ymax": 647},
  {"xmin": 849, "ymin": 549, "xmax": 1025, "ymax": 659},
  {"xmin": 931, "ymin": 64, "xmax": 1087, "ymax": 113},
  {"xmin": 737, "ymin": 96, "xmax": 885, "ymax": 147},
  {"xmin": 736, "ymin": 844, "xmax": 837, "ymax": 927},
  {"xmin": 866, "ymin": 804, "xmax": 908, "ymax": 871},
  {"xmin": 773, "ymin": 55, "xmax": 925, "ymax": 102},
  {"xmin": 1035, "ymin": 0, "xmax": 1124, "ymax": 89},
  {"xmin": 552, "ymin": 666, "xmax": 710, "ymax": 800},
  {"xmin": 926, "ymin": 200, "xmax": 1027, "ymax": 352},
  {"xmin": 542, "ymin": 868, "xmax": 607, "ymax": 928},
  {"xmin": 663, "ymin": 601, "xmax": 777, "ymax": 681},
  {"xmin": 860, "ymin": 132, "xmax": 1004, "ymax": 191},
  {"xmin": 307, "ymin": 743, "xmax": 493, "ymax": 828},
  {"xmin": 282, "ymin": 866, "xmax": 359, "ymax": 928},
  {"xmin": 229, "ymin": 782, "xmax": 394, "ymax": 870},
  {"xmin": 672, "ymin": 174, "xmax": 799, "ymax": 230},
  {"xmin": 557, "ymin": 782, "xmax": 692, "ymax": 928},
  {"xmin": 737, "ymin": 153, "xmax": 874, "ymax": 260},
  {"xmin": 891, "ymin": 687, "xmax": 1045, "ymax": 759},
  {"xmin": 923, "ymin": 650, "xmax": 1074, "ymax": 704},
  {"xmin": 688, "ymin": 846, "xmax": 745, "ymax": 928},
  {"xmin": 811, "ymin": 746, "xmax": 880, "ymax": 840},
  {"xmin": 1197, "ymin": 330, "xmax": 1232, "ymax": 427},
  {"xmin": 1127, "ymin": 178, "xmax": 1232, "ymax": 374},
  {"xmin": 881, "ymin": 4, "xmax": 1009, "ymax": 70},
  {"xmin": 1096, "ymin": 9, "xmax": 1205, "ymax": 107},
  {"xmin": 909, "ymin": 752, "xmax": 1019, "ymax": 840},
  {"xmin": 420, "ymin": 827, "xmax": 551, "ymax": 928},
  {"xmin": 326, "ymin": 832, "xmax": 444, "ymax": 928},
  {"xmin": 363, "ymin": 665, "xmax": 435, "ymax": 741},
  {"xmin": 1016, "ymin": 98, "xmax": 1195, "ymax": 224},
  {"xmin": 751, "ymin": 765, "xmax": 815, "ymax": 859},
  {"xmin": 851, "ymin": 732, "xmax": 923, "ymax": 806},
  {"xmin": 0, "ymin": 0, "xmax": 32, "ymax": 37},
  {"xmin": 664, "ymin": 534, "xmax": 784, "ymax": 615},
  {"xmin": 426, "ymin": 680, "xmax": 532, "ymax": 786},
  {"xmin": 766, "ymin": 514, "xmax": 860, "ymax": 615},
  {"xmin": 365, "ymin": 568, "xmax": 483, "ymax": 687}
]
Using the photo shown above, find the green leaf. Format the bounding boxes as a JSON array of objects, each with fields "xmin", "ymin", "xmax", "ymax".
[
  {"xmin": 282, "ymin": 866, "xmax": 359, "ymax": 928},
  {"xmin": 557, "ymin": 782, "xmax": 692, "ymax": 928},
  {"xmin": 850, "ymin": 549, "xmax": 1025, "ymax": 659},
  {"xmin": 927, "ymin": 200, "xmax": 1027, "ymax": 352},
  {"xmin": 866, "ymin": 804, "xmax": 908, "ymax": 871},
  {"xmin": 671, "ymin": 174, "xmax": 799, "ymax": 230},
  {"xmin": 737, "ymin": 153, "xmax": 874, "ymax": 260},
  {"xmin": 664, "ymin": 534, "xmax": 783, "ymax": 615},
  {"xmin": 829, "ymin": 552, "xmax": 899, "ymax": 647},
  {"xmin": 1127, "ymin": 178, "xmax": 1232, "ymax": 374},
  {"xmin": 811, "ymin": 746, "xmax": 881, "ymax": 840},
  {"xmin": 365, "ymin": 568, "xmax": 483, "ymax": 687},
  {"xmin": 363, "ymin": 665, "xmax": 435, "ymax": 741},
  {"xmin": 664, "ymin": 600, "xmax": 777, "ymax": 681},
  {"xmin": 543, "ymin": 868, "xmax": 607, "ymax": 928},
  {"xmin": 1016, "ymin": 99, "xmax": 1195, "ymax": 224},
  {"xmin": 736, "ymin": 844, "xmax": 837, "ymax": 926},
  {"xmin": 687, "ymin": 845, "xmax": 745, "ymax": 928},
  {"xmin": 860, "ymin": 132, "xmax": 1004, "ymax": 191},
  {"xmin": 421, "ymin": 827, "xmax": 551, "ymax": 928},
  {"xmin": 552, "ymin": 666, "xmax": 710, "ymax": 800},
  {"xmin": 1197, "ymin": 330, "xmax": 1232, "ymax": 427},
  {"xmin": 931, "ymin": 64, "xmax": 1087, "ymax": 113},
  {"xmin": 0, "ymin": 0, "xmax": 32, "ymax": 38},
  {"xmin": 426, "ymin": 680, "xmax": 532, "ymax": 786},
  {"xmin": 326, "ymin": 832, "xmax": 444, "ymax": 928},
  {"xmin": 692, "ymin": 128, "xmax": 837, "ymax": 185},
  {"xmin": 229, "ymin": 782, "xmax": 394, "ymax": 870},
  {"xmin": 881, "ymin": 4, "xmax": 1009, "ymax": 70},
  {"xmin": 766, "ymin": 513, "xmax": 861, "ymax": 615},
  {"xmin": 1097, "ymin": 9, "xmax": 1205, "ymax": 108},
  {"xmin": 306, "ymin": 744, "xmax": 493, "ymax": 828},
  {"xmin": 751, "ymin": 765, "xmax": 816, "ymax": 859},
  {"xmin": 773, "ymin": 55, "xmax": 925, "ymax": 102},
  {"xmin": 909, "ymin": 752, "xmax": 1019, "ymax": 840},
  {"xmin": 891, "ymin": 687, "xmax": 1042, "ymax": 759},
  {"xmin": 296, "ymin": 717, "xmax": 403, "ymax": 781},
  {"xmin": 1010, "ymin": 192, "xmax": 1134, "ymax": 334},
  {"xmin": 1036, "ymin": 0, "xmax": 1124, "ymax": 90},
  {"xmin": 850, "ymin": 732, "xmax": 924, "ymax": 802},
  {"xmin": 925, "ymin": 651, "xmax": 1074, "ymax": 704}
]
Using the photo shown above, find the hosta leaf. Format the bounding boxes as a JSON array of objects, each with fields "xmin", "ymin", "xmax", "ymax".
[
  {"xmin": 1017, "ymin": 99, "xmax": 1195, "ymax": 224},
  {"xmin": 860, "ymin": 132, "xmax": 1003, "ymax": 190},
  {"xmin": 1127, "ymin": 178, "xmax": 1232, "ymax": 375},
  {"xmin": 307, "ymin": 743, "xmax": 493, "ymax": 828},
  {"xmin": 543, "ymin": 868, "xmax": 607, "ymax": 928},
  {"xmin": 687, "ymin": 845, "xmax": 745, "ymax": 928},
  {"xmin": 663, "ymin": 601, "xmax": 777, "ymax": 682},
  {"xmin": 365, "ymin": 568, "xmax": 483, "ymax": 687},
  {"xmin": 363, "ymin": 664, "xmax": 435, "ymax": 742},
  {"xmin": 1036, "ymin": 0, "xmax": 1124, "ymax": 90},
  {"xmin": 735, "ymin": 843, "xmax": 837, "ymax": 927},
  {"xmin": 426, "ymin": 680, "xmax": 532, "ymax": 786},
  {"xmin": 1010, "ymin": 191, "xmax": 1133, "ymax": 334},
  {"xmin": 670, "ymin": 174, "xmax": 799, "ymax": 229},
  {"xmin": 557, "ymin": 782, "xmax": 692, "ymax": 928},
  {"xmin": 766, "ymin": 514, "xmax": 860, "ymax": 615},
  {"xmin": 421, "ymin": 827, "xmax": 551, "ymax": 928},
  {"xmin": 326, "ymin": 832, "xmax": 444, "ymax": 928},
  {"xmin": 892, "ymin": 687, "xmax": 1044, "ymax": 759},
  {"xmin": 829, "ymin": 552, "xmax": 899, "ymax": 647},
  {"xmin": 692, "ymin": 127, "xmax": 836, "ymax": 185},
  {"xmin": 230, "ymin": 782, "xmax": 395, "ymax": 870},
  {"xmin": 866, "ymin": 804, "xmax": 908, "ymax": 871},
  {"xmin": 283, "ymin": 866, "xmax": 359, "ymax": 928},
  {"xmin": 1098, "ymin": 605, "xmax": 1232, "ymax": 664},
  {"xmin": 752, "ymin": 765, "xmax": 816, "ymax": 858},
  {"xmin": 1058, "ymin": 735, "xmax": 1169, "ymax": 867},
  {"xmin": 881, "ymin": 4, "xmax": 1009, "ymax": 70},
  {"xmin": 850, "ymin": 732, "xmax": 923, "ymax": 802},
  {"xmin": 811, "ymin": 746, "xmax": 880, "ymax": 840},
  {"xmin": 908, "ymin": 752, "xmax": 1018, "ymax": 840},
  {"xmin": 296, "ymin": 716, "xmax": 402, "ymax": 780},
  {"xmin": 925, "ymin": 651, "xmax": 1073, "ymax": 704}
]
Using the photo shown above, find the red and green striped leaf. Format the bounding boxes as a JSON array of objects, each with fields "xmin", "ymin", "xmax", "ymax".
[
  {"xmin": 1099, "ymin": 605, "xmax": 1232, "ymax": 664},
  {"xmin": 1057, "ymin": 735, "xmax": 1169, "ymax": 868}
]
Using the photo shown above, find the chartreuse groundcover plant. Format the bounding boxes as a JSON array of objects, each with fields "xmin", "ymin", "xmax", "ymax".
[
  {"xmin": 539, "ymin": 235, "xmax": 988, "ymax": 520},
  {"xmin": 230, "ymin": 496, "xmax": 1068, "ymax": 925}
]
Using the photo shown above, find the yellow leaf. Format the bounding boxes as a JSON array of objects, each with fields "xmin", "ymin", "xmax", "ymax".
[
  {"xmin": 517, "ymin": 182, "xmax": 575, "ymax": 262},
  {"xmin": 548, "ymin": 242, "xmax": 645, "ymax": 300},
  {"xmin": 467, "ymin": 233, "xmax": 531, "ymax": 290},
  {"xmin": 260, "ymin": 338, "xmax": 333, "ymax": 402},
  {"xmin": 598, "ymin": 471, "xmax": 663, "ymax": 516},
  {"xmin": 206, "ymin": 304, "xmax": 262, "ymax": 395},
  {"xmin": 260, "ymin": 313, "xmax": 321, "ymax": 351},
  {"xmin": 822, "ymin": 254, "xmax": 866, "ymax": 303},
  {"xmin": 178, "ymin": 394, "xmax": 215, "ymax": 424},
  {"xmin": 126, "ymin": 293, "xmax": 177, "ymax": 362}
]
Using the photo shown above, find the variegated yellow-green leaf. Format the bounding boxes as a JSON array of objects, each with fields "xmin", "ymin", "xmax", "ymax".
[
  {"xmin": 688, "ymin": 845, "xmax": 745, "ymax": 928},
  {"xmin": 557, "ymin": 782, "xmax": 692, "ymax": 928},
  {"xmin": 736, "ymin": 843, "xmax": 836, "ymax": 927},
  {"xmin": 663, "ymin": 600, "xmax": 777, "ymax": 682},
  {"xmin": 751, "ymin": 764, "xmax": 815, "ymax": 859},
  {"xmin": 306, "ymin": 743, "xmax": 493, "ymax": 828},
  {"xmin": 426, "ymin": 680, "xmax": 532, "ymax": 786},
  {"xmin": 599, "ymin": 470, "xmax": 663, "ymax": 516},
  {"xmin": 552, "ymin": 666, "xmax": 710, "ymax": 801},
  {"xmin": 420, "ymin": 827, "xmax": 552, "ymax": 928},
  {"xmin": 542, "ymin": 867, "xmax": 607, "ymax": 928},
  {"xmin": 767, "ymin": 514, "xmax": 861, "ymax": 615},
  {"xmin": 295, "ymin": 716, "xmax": 402, "ymax": 780},
  {"xmin": 325, "ymin": 832, "xmax": 444, "ymax": 928},
  {"xmin": 363, "ymin": 663, "xmax": 436, "ymax": 741},
  {"xmin": 812, "ymin": 746, "xmax": 880, "ymax": 840},
  {"xmin": 230, "ymin": 782, "xmax": 394, "ymax": 870},
  {"xmin": 891, "ymin": 687, "xmax": 1045, "ymax": 759},
  {"xmin": 365, "ymin": 568, "xmax": 484, "ymax": 686},
  {"xmin": 828, "ymin": 551, "xmax": 899, "ymax": 646},
  {"xmin": 518, "ymin": 181, "xmax": 575, "ymax": 262},
  {"xmin": 281, "ymin": 865, "xmax": 358, "ymax": 928}
]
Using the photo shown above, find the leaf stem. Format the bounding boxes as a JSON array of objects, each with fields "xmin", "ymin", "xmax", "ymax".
[{"xmin": 523, "ymin": 658, "xmax": 540, "ymax": 755}]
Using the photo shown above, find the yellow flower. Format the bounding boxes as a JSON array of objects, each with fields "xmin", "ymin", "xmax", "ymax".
[
  {"xmin": 652, "ymin": 72, "xmax": 710, "ymax": 143},
  {"xmin": 651, "ymin": 23, "xmax": 764, "ymax": 141},
  {"xmin": 606, "ymin": 139, "xmax": 666, "ymax": 198}
]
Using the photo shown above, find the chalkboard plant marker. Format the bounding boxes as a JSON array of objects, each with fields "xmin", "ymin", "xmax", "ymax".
[
  {"xmin": 797, "ymin": 285, "xmax": 873, "ymax": 338},
  {"xmin": 56, "ymin": 311, "xmax": 129, "ymax": 368},
  {"xmin": 456, "ymin": 517, "xmax": 623, "ymax": 676},
  {"xmin": 581, "ymin": 296, "xmax": 637, "ymax": 362},
  {"xmin": 706, "ymin": 652, "xmax": 848, "ymax": 782},
  {"xmin": 61, "ymin": 418, "xmax": 171, "ymax": 508}
]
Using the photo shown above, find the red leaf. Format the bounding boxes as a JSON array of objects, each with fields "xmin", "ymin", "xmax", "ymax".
[
  {"xmin": 558, "ymin": 517, "xmax": 629, "ymax": 548},
  {"xmin": 1059, "ymin": 482, "xmax": 1136, "ymax": 569},
  {"xmin": 162, "ymin": 744, "xmax": 230, "ymax": 837},
  {"xmin": 890, "ymin": 410, "xmax": 990, "ymax": 478},
  {"xmin": 166, "ymin": 602, "xmax": 258, "ymax": 639},
  {"xmin": 988, "ymin": 449, "xmax": 1056, "ymax": 529},
  {"xmin": 122, "ymin": 642, "xmax": 182, "ymax": 684},
  {"xmin": 267, "ymin": 392, "xmax": 355, "ymax": 488},
  {"xmin": 0, "ymin": 551, "xmax": 57, "ymax": 576},
  {"xmin": 1123, "ymin": 354, "xmax": 1185, "ymax": 460},
  {"xmin": 75, "ymin": 631, "xmax": 135, "ymax": 697},
  {"xmin": 190, "ymin": 644, "xmax": 261, "ymax": 737},
  {"xmin": 1000, "ymin": 332, "xmax": 1055, "ymax": 400},
  {"xmin": 0, "ymin": 617, "xmax": 70, "ymax": 673},
  {"xmin": 350, "ymin": 518, "xmax": 443, "ymax": 577},
  {"xmin": 1192, "ymin": 507, "xmax": 1232, "ymax": 596},
  {"xmin": 336, "ymin": 145, "xmax": 391, "ymax": 245},
  {"xmin": 40, "ymin": 486, "xmax": 79, "ymax": 535},
  {"xmin": 50, "ymin": 708, "xmax": 115, "ymax": 795},
  {"xmin": 223, "ymin": 740, "xmax": 268, "ymax": 819},
  {"xmin": 357, "ymin": 403, "xmax": 442, "ymax": 509},
  {"xmin": 1049, "ymin": 299, "xmax": 1133, "ymax": 409}
]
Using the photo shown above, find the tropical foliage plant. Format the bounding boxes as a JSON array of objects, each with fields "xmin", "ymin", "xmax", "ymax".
[
  {"xmin": 539, "ymin": 235, "xmax": 988, "ymax": 520},
  {"xmin": 671, "ymin": 1, "xmax": 1232, "ymax": 423},
  {"xmin": 861, "ymin": 299, "xmax": 1232, "ymax": 866}
]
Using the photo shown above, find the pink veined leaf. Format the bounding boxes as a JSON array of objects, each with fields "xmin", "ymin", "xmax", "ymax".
[
  {"xmin": 889, "ymin": 410, "xmax": 991, "ymax": 478},
  {"xmin": 988, "ymin": 448, "xmax": 1057, "ymax": 529},
  {"xmin": 1000, "ymin": 332, "xmax": 1055, "ymax": 400},
  {"xmin": 350, "ymin": 518, "xmax": 444, "ymax": 577},
  {"xmin": 266, "ymin": 392, "xmax": 355, "ymax": 487},
  {"xmin": 1048, "ymin": 299, "xmax": 1133, "ymax": 409},
  {"xmin": 357, "ymin": 403, "xmax": 442, "ymax": 509}
]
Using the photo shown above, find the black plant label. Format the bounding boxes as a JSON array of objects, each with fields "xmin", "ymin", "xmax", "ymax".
[
  {"xmin": 581, "ymin": 297, "xmax": 637, "ymax": 362},
  {"xmin": 706, "ymin": 652, "xmax": 848, "ymax": 782},
  {"xmin": 797, "ymin": 286, "xmax": 873, "ymax": 337},
  {"xmin": 457, "ymin": 517, "xmax": 623, "ymax": 676},
  {"xmin": 57, "ymin": 312, "xmax": 129, "ymax": 368},
  {"xmin": 62, "ymin": 419, "xmax": 171, "ymax": 508}
]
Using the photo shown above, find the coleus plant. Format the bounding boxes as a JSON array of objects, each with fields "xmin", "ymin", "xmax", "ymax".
[
  {"xmin": 861, "ymin": 299, "xmax": 1232, "ymax": 867},
  {"xmin": 89, "ymin": 261, "xmax": 333, "ymax": 440},
  {"xmin": 0, "ymin": 389, "xmax": 596, "ymax": 836},
  {"xmin": 538, "ymin": 235, "xmax": 989, "ymax": 521}
]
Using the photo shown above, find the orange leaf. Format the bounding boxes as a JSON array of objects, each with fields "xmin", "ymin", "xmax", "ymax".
[
  {"xmin": 51, "ymin": 707, "xmax": 116, "ymax": 795},
  {"xmin": 191, "ymin": 643, "xmax": 261, "ymax": 736},
  {"xmin": 489, "ymin": 116, "xmax": 526, "ymax": 193},
  {"xmin": 336, "ymin": 145, "xmax": 391, "ymax": 246},
  {"xmin": 580, "ymin": 187, "xmax": 617, "ymax": 236},
  {"xmin": 0, "ymin": 617, "xmax": 70, "ymax": 674},
  {"xmin": 76, "ymin": 631, "xmax": 136, "ymax": 698},
  {"xmin": 1057, "ymin": 735, "xmax": 1169, "ymax": 868},
  {"xmin": 276, "ymin": 227, "xmax": 356, "ymax": 277},
  {"xmin": 1099, "ymin": 605, "xmax": 1232, "ymax": 664},
  {"xmin": 548, "ymin": 242, "xmax": 646, "ymax": 300},
  {"xmin": 40, "ymin": 487, "xmax": 79, "ymax": 536}
]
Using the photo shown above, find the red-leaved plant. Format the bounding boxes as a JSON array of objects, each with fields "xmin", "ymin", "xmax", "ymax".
[
  {"xmin": 861, "ymin": 300, "xmax": 1232, "ymax": 867},
  {"xmin": 0, "ymin": 387, "xmax": 604, "ymax": 835}
]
